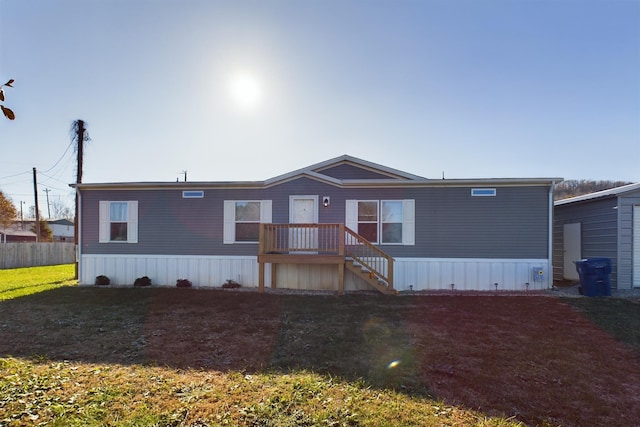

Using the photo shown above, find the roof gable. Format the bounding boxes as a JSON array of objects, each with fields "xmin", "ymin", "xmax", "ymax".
[{"xmin": 265, "ymin": 154, "xmax": 428, "ymax": 185}]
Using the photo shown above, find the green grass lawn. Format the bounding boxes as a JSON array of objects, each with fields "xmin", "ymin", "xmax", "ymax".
[
  {"xmin": 1, "ymin": 266, "xmax": 639, "ymax": 426},
  {"xmin": 0, "ymin": 264, "xmax": 76, "ymax": 301},
  {"xmin": 561, "ymin": 297, "xmax": 640, "ymax": 353}
]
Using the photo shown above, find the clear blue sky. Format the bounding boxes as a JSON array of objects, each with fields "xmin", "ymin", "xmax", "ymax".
[{"xmin": 1, "ymin": 0, "xmax": 638, "ymax": 214}]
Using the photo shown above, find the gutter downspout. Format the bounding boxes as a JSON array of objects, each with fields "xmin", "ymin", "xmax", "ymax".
[{"xmin": 548, "ymin": 180, "xmax": 556, "ymax": 289}]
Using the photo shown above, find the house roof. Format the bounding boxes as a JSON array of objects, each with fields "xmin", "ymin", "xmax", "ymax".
[
  {"xmin": 48, "ymin": 218, "xmax": 74, "ymax": 226},
  {"xmin": 554, "ymin": 182, "xmax": 640, "ymax": 206},
  {"xmin": 0, "ymin": 223, "xmax": 37, "ymax": 238},
  {"xmin": 71, "ymin": 154, "xmax": 563, "ymax": 190}
]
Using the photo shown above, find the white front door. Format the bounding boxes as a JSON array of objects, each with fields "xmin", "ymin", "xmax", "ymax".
[
  {"xmin": 563, "ymin": 223, "xmax": 581, "ymax": 281},
  {"xmin": 289, "ymin": 196, "xmax": 318, "ymax": 251}
]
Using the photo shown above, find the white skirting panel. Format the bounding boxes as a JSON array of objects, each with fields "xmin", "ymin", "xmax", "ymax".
[
  {"xmin": 80, "ymin": 254, "xmax": 266, "ymax": 287},
  {"xmin": 80, "ymin": 254, "xmax": 551, "ymax": 291},
  {"xmin": 393, "ymin": 258, "xmax": 551, "ymax": 291}
]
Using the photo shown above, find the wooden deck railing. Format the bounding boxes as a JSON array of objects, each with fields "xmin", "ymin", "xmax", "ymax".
[
  {"xmin": 259, "ymin": 223, "xmax": 344, "ymax": 255},
  {"xmin": 258, "ymin": 223, "xmax": 394, "ymax": 290}
]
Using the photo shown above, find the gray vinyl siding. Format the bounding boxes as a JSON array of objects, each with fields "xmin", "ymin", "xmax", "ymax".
[
  {"xmin": 554, "ymin": 197, "xmax": 618, "ymax": 287},
  {"xmin": 80, "ymin": 178, "xmax": 549, "ymax": 259}
]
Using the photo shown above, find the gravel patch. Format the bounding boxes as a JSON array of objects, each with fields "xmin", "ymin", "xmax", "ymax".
[{"xmin": 550, "ymin": 282, "xmax": 640, "ymax": 299}]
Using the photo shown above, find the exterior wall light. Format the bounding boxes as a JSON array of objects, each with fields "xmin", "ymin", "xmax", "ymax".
[{"xmin": 323, "ymin": 197, "xmax": 330, "ymax": 207}]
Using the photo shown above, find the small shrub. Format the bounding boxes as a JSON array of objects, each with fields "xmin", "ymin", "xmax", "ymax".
[
  {"xmin": 134, "ymin": 276, "xmax": 152, "ymax": 287},
  {"xmin": 222, "ymin": 279, "xmax": 241, "ymax": 289},
  {"xmin": 95, "ymin": 275, "xmax": 110, "ymax": 286},
  {"xmin": 176, "ymin": 279, "xmax": 192, "ymax": 288}
]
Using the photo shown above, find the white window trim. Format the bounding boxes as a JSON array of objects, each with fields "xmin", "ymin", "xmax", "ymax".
[
  {"xmin": 223, "ymin": 200, "xmax": 272, "ymax": 244},
  {"xmin": 345, "ymin": 199, "xmax": 414, "ymax": 246},
  {"xmin": 98, "ymin": 201, "xmax": 138, "ymax": 243}
]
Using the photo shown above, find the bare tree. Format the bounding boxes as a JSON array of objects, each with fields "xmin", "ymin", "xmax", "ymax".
[{"xmin": 49, "ymin": 198, "xmax": 74, "ymax": 221}]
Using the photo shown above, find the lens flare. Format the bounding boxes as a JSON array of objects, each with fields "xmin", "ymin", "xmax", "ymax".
[{"xmin": 387, "ymin": 359, "xmax": 401, "ymax": 369}]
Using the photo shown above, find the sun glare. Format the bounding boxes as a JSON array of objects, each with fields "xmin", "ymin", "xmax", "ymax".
[{"xmin": 228, "ymin": 73, "xmax": 262, "ymax": 111}]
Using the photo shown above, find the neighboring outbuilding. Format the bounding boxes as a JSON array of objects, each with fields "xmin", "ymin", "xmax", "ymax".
[
  {"xmin": 553, "ymin": 182, "xmax": 640, "ymax": 290},
  {"xmin": 73, "ymin": 155, "xmax": 561, "ymax": 293},
  {"xmin": 48, "ymin": 218, "xmax": 75, "ymax": 242},
  {"xmin": 0, "ymin": 223, "xmax": 37, "ymax": 243}
]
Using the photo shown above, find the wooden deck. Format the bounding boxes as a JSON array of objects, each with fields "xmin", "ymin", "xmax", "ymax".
[{"xmin": 258, "ymin": 223, "xmax": 395, "ymax": 295}]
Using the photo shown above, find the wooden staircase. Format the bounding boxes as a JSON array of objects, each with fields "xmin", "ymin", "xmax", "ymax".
[
  {"xmin": 342, "ymin": 226, "xmax": 395, "ymax": 295},
  {"xmin": 344, "ymin": 258, "xmax": 396, "ymax": 295},
  {"xmin": 258, "ymin": 223, "xmax": 395, "ymax": 295}
]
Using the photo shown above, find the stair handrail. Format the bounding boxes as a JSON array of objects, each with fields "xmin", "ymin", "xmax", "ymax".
[{"xmin": 343, "ymin": 226, "xmax": 394, "ymax": 289}]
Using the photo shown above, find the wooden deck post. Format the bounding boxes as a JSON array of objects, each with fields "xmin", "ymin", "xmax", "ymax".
[
  {"xmin": 258, "ymin": 224, "xmax": 265, "ymax": 293},
  {"xmin": 258, "ymin": 261, "xmax": 265, "ymax": 293},
  {"xmin": 338, "ymin": 263, "xmax": 344, "ymax": 296},
  {"xmin": 271, "ymin": 264, "xmax": 277, "ymax": 289}
]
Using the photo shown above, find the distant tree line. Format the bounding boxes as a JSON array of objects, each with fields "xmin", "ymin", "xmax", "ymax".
[{"xmin": 554, "ymin": 180, "xmax": 633, "ymax": 201}]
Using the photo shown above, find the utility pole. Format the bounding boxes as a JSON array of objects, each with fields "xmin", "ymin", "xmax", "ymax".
[
  {"xmin": 76, "ymin": 120, "xmax": 85, "ymax": 183},
  {"xmin": 73, "ymin": 120, "xmax": 89, "ymax": 279},
  {"xmin": 181, "ymin": 170, "xmax": 188, "ymax": 182},
  {"xmin": 20, "ymin": 201, "xmax": 24, "ymax": 229},
  {"xmin": 33, "ymin": 167, "xmax": 40, "ymax": 242},
  {"xmin": 43, "ymin": 188, "xmax": 51, "ymax": 219}
]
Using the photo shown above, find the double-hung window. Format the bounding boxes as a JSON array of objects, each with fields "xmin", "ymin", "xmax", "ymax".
[
  {"xmin": 223, "ymin": 200, "xmax": 272, "ymax": 243},
  {"xmin": 234, "ymin": 201, "xmax": 261, "ymax": 242},
  {"xmin": 99, "ymin": 201, "xmax": 138, "ymax": 243},
  {"xmin": 381, "ymin": 200, "xmax": 403, "ymax": 244},
  {"xmin": 347, "ymin": 199, "xmax": 414, "ymax": 245},
  {"xmin": 357, "ymin": 201, "xmax": 378, "ymax": 242}
]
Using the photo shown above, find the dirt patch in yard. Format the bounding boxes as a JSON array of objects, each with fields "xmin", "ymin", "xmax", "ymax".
[
  {"xmin": 403, "ymin": 296, "xmax": 640, "ymax": 426},
  {"xmin": 1, "ymin": 287, "xmax": 639, "ymax": 426},
  {"xmin": 142, "ymin": 289, "xmax": 285, "ymax": 370}
]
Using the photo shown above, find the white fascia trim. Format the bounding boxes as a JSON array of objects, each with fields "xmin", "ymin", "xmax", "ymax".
[{"xmin": 264, "ymin": 171, "xmax": 343, "ymax": 187}]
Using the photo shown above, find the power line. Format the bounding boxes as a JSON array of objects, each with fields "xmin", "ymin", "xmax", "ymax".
[
  {"xmin": 42, "ymin": 141, "xmax": 75, "ymax": 173},
  {"xmin": 0, "ymin": 140, "xmax": 75, "ymax": 188},
  {"xmin": 0, "ymin": 170, "xmax": 31, "ymax": 181},
  {"xmin": 39, "ymin": 172, "xmax": 73, "ymax": 187},
  {"xmin": 0, "ymin": 176, "xmax": 33, "ymax": 187}
]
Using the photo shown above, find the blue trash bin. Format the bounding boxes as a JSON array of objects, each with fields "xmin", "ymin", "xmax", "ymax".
[{"xmin": 574, "ymin": 258, "xmax": 612, "ymax": 297}]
